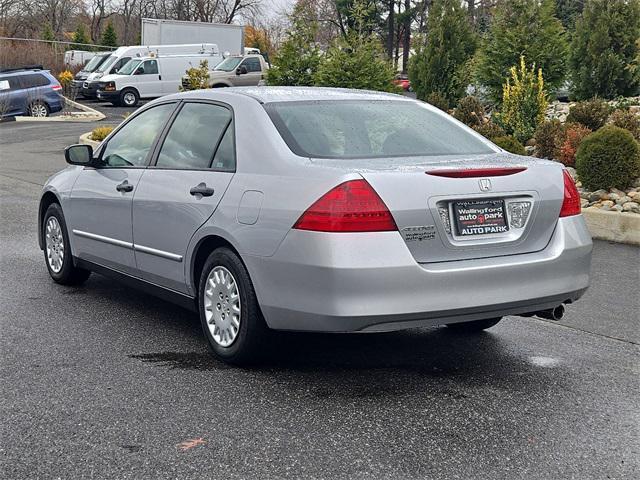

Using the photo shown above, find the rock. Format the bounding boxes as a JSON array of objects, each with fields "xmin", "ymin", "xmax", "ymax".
[
  {"xmin": 616, "ymin": 196, "xmax": 631, "ymax": 205},
  {"xmin": 608, "ymin": 192, "xmax": 621, "ymax": 202},
  {"xmin": 525, "ymin": 145, "xmax": 535, "ymax": 155},
  {"xmin": 622, "ymin": 202, "xmax": 640, "ymax": 213},
  {"xmin": 580, "ymin": 191, "xmax": 590, "ymax": 200},
  {"xmin": 576, "ymin": 181, "xmax": 582, "ymax": 188},
  {"xmin": 589, "ymin": 189, "xmax": 608, "ymax": 202},
  {"xmin": 601, "ymin": 200, "xmax": 615, "ymax": 208},
  {"xmin": 611, "ymin": 188, "xmax": 626, "ymax": 197},
  {"xmin": 630, "ymin": 105, "xmax": 640, "ymax": 115},
  {"xmin": 580, "ymin": 198, "xmax": 589, "ymax": 208},
  {"xmin": 613, "ymin": 204, "xmax": 624, "ymax": 212}
]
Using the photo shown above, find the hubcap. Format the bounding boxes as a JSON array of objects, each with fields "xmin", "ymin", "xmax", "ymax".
[
  {"xmin": 203, "ymin": 266, "xmax": 241, "ymax": 347},
  {"xmin": 123, "ymin": 92, "xmax": 135, "ymax": 105},
  {"xmin": 30, "ymin": 103, "xmax": 47, "ymax": 117},
  {"xmin": 45, "ymin": 216, "xmax": 64, "ymax": 273}
]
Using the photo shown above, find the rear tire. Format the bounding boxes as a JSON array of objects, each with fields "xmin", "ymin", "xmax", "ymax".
[
  {"xmin": 198, "ymin": 248, "xmax": 268, "ymax": 365},
  {"xmin": 28, "ymin": 101, "xmax": 49, "ymax": 117},
  {"xmin": 446, "ymin": 317, "xmax": 502, "ymax": 332},
  {"xmin": 43, "ymin": 203, "xmax": 91, "ymax": 286}
]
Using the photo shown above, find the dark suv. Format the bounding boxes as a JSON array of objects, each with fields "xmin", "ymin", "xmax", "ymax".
[{"xmin": 0, "ymin": 67, "xmax": 63, "ymax": 118}]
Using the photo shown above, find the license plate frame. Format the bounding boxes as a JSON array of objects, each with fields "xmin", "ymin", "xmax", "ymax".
[{"xmin": 453, "ymin": 199, "xmax": 509, "ymax": 237}]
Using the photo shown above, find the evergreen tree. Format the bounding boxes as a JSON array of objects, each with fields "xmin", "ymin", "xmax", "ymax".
[
  {"xmin": 556, "ymin": 0, "xmax": 585, "ymax": 28},
  {"xmin": 475, "ymin": 0, "xmax": 567, "ymax": 102},
  {"xmin": 71, "ymin": 24, "xmax": 90, "ymax": 50},
  {"xmin": 101, "ymin": 21, "xmax": 118, "ymax": 48},
  {"xmin": 265, "ymin": 2, "xmax": 322, "ymax": 86},
  {"xmin": 42, "ymin": 24, "xmax": 54, "ymax": 42},
  {"xmin": 408, "ymin": 0, "xmax": 477, "ymax": 108},
  {"xmin": 570, "ymin": 0, "xmax": 640, "ymax": 100}
]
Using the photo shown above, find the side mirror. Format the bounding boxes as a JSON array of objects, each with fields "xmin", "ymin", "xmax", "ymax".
[
  {"xmin": 65, "ymin": 144, "xmax": 94, "ymax": 166},
  {"xmin": 236, "ymin": 65, "xmax": 248, "ymax": 75}
]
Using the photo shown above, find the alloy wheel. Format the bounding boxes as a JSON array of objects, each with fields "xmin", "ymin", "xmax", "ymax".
[
  {"xmin": 45, "ymin": 216, "xmax": 64, "ymax": 273},
  {"xmin": 30, "ymin": 103, "xmax": 48, "ymax": 117},
  {"xmin": 203, "ymin": 266, "xmax": 241, "ymax": 347}
]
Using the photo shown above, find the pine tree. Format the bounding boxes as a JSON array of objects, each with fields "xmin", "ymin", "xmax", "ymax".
[
  {"xmin": 556, "ymin": 0, "xmax": 585, "ymax": 28},
  {"xmin": 475, "ymin": 0, "xmax": 567, "ymax": 102},
  {"xmin": 265, "ymin": 2, "xmax": 322, "ymax": 86},
  {"xmin": 408, "ymin": 0, "xmax": 477, "ymax": 108},
  {"xmin": 42, "ymin": 24, "xmax": 55, "ymax": 42},
  {"xmin": 71, "ymin": 24, "xmax": 90, "ymax": 50},
  {"xmin": 101, "ymin": 21, "xmax": 118, "ymax": 48},
  {"xmin": 570, "ymin": 0, "xmax": 640, "ymax": 100}
]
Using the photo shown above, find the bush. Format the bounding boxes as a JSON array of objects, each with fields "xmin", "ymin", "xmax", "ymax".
[
  {"xmin": 558, "ymin": 123, "xmax": 592, "ymax": 167},
  {"xmin": 534, "ymin": 119, "xmax": 564, "ymax": 159},
  {"xmin": 426, "ymin": 92, "xmax": 450, "ymax": 112},
  {"xmin": 90, "ymin": 126, "xmax": 114, "ymax": 142},
  {"xmin": 473, "ymin": 121, "xmax": 506, "ymax": 140},
  {"xmin": 181, "ymin": 60, "xmax": 209, "ymax": 91},
  {"xmin": 566, "ymin": 98, "xmax": 610, "ymax": 130},
  {"xmin": 609, "ymin": 109, "xmax": 640, "ymax": 141},
  {"xmin": 492, "ymin": 136, "xmax": 527, "ymax": 155},
  {"xmin": 576, "ymin": 126, "xmax": 640, "ymax": 190},
  {"xmin": 453, "ymin": 96, "xmax": 485, "ymax": 127},
  {"xmin": 497, "ymin": 57, "xmax": 548, "ymax": 143}
]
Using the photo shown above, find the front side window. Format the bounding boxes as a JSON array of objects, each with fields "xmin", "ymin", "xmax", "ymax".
[
  {"xmin": 266, "ymin": 100, "xmax": 496, "ymax": 159},
  {"xmin": 117, "ymin": 59, "xmax": 141, "ymax": 76},
  {"xmin": 101, "ymin": 103, "xmax": 175, "ymax": 167},
  {"xmin": 156, "ymin": 103, "xmax": 233, "ymax": 170},
  {"xmin": 214, "ymin": 57, "xmax": 242, "ymax": 72}
]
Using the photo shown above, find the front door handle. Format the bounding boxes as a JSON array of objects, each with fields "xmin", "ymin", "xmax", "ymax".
[
  {"xmin": 116, "ymin": 180, "xmax": 134, "ymax": 193},
  {"xmin": 190, "ymin": 183, "xmax": 215, "ymax": 197}
]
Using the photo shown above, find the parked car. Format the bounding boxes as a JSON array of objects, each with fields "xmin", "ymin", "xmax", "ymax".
[
  {"xmin": 64, "ymin": 50, "xmax": 99, "ymax": 68},
  {"xmin": 393, "ymin": 74, "xmax": 411, "ymax": 91},
  {"xmin": 97, "ymin": 53, "xmax": 220, "ymax": 106},
  {"xmin": 181, "ymin": 54, "xmax": 268, "ymax": 90},
  {"xmin": 39, "ymin": 87, "xmax": 592, "ymax": 365},
  {"xmin": 72, "ymin": 52, "xmax": 111, "ymax": 97},
  {"xmin": 0, "ymin": 67, "xmax": 63, "ymax": 118},
  {"xmin": 82, "ymin": 44, "xmax": 221, "ymax": 99}
]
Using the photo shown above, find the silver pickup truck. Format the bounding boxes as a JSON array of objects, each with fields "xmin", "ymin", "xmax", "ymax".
[{"xmin": 181, "ymin": 54, "xmax": 268, "ymax": 89}]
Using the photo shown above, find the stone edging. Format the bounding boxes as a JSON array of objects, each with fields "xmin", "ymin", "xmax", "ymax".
[
  {"xmin": 79, "ymin": 132, "xmax": 100, "ymax": 149},
  {"xmin": 15, "ymin": 97, "xmax": 105, "ymax": 123},
  {"xmin": 582, "ymin": 208, "xmax": 640, "ymax": 246}
]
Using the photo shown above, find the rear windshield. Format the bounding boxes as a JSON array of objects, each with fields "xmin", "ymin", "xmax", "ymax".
[{"xmin": 265, "ymin": 100, "xmax": 496, "ymax": 159}]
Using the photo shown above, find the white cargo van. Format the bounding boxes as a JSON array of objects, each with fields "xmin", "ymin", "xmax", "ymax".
[
  {"xmin": 96, "ymin": 54, "xmax": 216, "ymax": 106},
  {"xmin": 82, "ymin": 44, "xmax": 221, "ymax": 98}
]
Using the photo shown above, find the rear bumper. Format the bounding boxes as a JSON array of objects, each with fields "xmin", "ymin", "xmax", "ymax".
[{"xmin": 245, "ymin": 215, "xmax": 592, "ymax": 332}]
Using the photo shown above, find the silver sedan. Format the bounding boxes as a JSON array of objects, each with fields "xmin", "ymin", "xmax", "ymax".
[{"xmin": 38, "ymin": 87, "xmax": 592, "ymax": 364}]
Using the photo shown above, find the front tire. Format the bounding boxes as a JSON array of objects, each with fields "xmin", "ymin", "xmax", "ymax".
[
  {"xmin": 446, "ymin": 317, "xmax": 502, "ymax": 332},
  {"xmin": 119, "ymin": 89, "xmax": 139, "ymax": 107},
  {"xmin": 43, "ymin": 203, "xmax": 91, "ymax": 285},
  {"xmin": 198, "ymin": 248, "xmax": 268, "ymax": 365}
]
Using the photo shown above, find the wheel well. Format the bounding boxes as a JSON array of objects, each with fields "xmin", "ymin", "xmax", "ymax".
[
  {"xmin": 38, "ymin": 191, "xmax": 59, "ymax": 249},
  {"xmin": 211, "ymin": 83, "xmax": 229, "ymax": 88},
  {"xmin": 121, "ymin": 87, "xmax": 139, "ymax": 96},
  {"xmin": 191, "ymin": 235, "xmax": 239, "ymax": 295}
]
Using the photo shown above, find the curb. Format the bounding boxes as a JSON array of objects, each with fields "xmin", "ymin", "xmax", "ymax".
[
  {"xmin": 582, "ymin": 208, "xmax": 640, "ymax": 246},
  {"xmin": 15, "ymin": 96, "xmax": 105, "ymax": 123},
  {"xmin": 79, "ymin": 132, "xmax": 100, "ymax": 149}
]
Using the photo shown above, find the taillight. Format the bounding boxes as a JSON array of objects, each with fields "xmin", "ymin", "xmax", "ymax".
[
  {"xmin": 51, "ymin": 84, "xmax": 62, "ymax": 91},
  {"xmin": 293, "ymin": 179, "xmax": 397, "ymax": 232},
  {"xmin": 559, "ymin": 169, "xmax": 581, "ymax": 217}
]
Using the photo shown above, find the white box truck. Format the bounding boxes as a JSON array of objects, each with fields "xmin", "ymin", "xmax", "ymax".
[{"xmin": 141, "ymin": 18, "xmax": 244, "ymax": 56}]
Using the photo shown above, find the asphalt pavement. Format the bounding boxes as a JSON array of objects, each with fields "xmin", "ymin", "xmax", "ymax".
[{"xmin": 0, "ymin": 120, "xmax": 638, "ymax": 479}]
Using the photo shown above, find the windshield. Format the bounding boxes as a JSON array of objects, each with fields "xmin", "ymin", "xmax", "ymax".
[
  {"xmin": 117, "ymin": 59, "xmax": 142, "ymax": 76},
  {"xmin": 214, "ymin": 57, "xmax": 243, "ymax": 72},
  {"xmin": 83, "ymin": 55, "xmax": 106, "ymax": 72},
  {"xmin": 266, "ymin": 100, "xmax": 496, "ymax": 159},
  {"xmin": 97, "ymin": 55, "xmax": 118, "ymax": 73}
]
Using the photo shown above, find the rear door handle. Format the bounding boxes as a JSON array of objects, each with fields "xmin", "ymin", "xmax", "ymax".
[
  {"xmin": 190, "ymin": 183, "xmax": 215, "ymax": 197},
  {"xmin": 116, "ymin": 180, "xmax": 134, "ymax": 193}
]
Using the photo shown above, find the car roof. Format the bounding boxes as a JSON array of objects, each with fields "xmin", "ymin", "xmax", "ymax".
[
  {"xmin": 176, "ymin": 86, "xmax": 413, "ymax": 104},
  {"xmin": 0, "ymin": 69, "xmax": 51, "ymax": 77}
]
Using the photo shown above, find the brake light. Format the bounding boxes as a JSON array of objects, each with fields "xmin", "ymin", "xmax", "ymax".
[
  {"xmin": 559, "ymin": 170, "xmax": 581, "ymax": 217},
  {"xmin": 51, "ymin": 84, "xmax": 62, "ymax": 91},
  {"xmin": 427, "ymin": 167, "xmax": 527, "ymax": 178},
  {"xmin": 293, "ymin": 179, "xmax": 397, "ymax": 232}
]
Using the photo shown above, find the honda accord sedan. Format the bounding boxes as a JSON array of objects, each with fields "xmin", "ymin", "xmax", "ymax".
[{"xmin": 38, "ymin": 87, "xmax": 592, "ymax": 364}]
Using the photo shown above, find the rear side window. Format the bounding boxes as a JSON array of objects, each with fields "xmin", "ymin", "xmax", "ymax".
[
  {"xmin": 18, "ymin": 74, "xmax": 50, "ymax": 88},
  {"xmin": 156, "ymin": 103, "xmax": 234, "ymax": 170},
  {"xmin": 241, "ymin": 58, "xmax": 261, "ymax": 72}
]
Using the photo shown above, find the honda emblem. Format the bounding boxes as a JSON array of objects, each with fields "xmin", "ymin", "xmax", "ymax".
[{"xmin": 478, "ymin": 178, "xmax": 492, "ymax": 191}]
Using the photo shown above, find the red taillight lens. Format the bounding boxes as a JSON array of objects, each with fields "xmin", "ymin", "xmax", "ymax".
[
  {"xmin": 560, "ymin": 169, "xmax": 581, "ymax": 217},
  {"xmin": 51, "ymin": 84, "xmax": 62, "ymax": 91},
  {"xmin": 293, "ymin": 179, "xmax": 397, "ymax": 232}
]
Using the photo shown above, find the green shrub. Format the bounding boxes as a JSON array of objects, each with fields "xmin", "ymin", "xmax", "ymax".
[
  {"xmin": 558, "ymin": 123, "xmax": 592, "ymax": 167},
  {"xmin": 492, "ymin": 135, "xmax": 527, "ymax": 155},
  {"xmin": 534, "ymin": 119, "xmax": 564, "ymax": 159},
  {"xmin": 497, "ymin": 57, "xmax": 548, "ymax": 144},
  {"xmin": 609, "ymin": 109, "xmax": 640, "ymax": 141},
  {"xmin": 181, "ymin": 60, "xmax": 210, "ymax": 91},
  {"xmin": 426, "ymin": 91, "xmax": 450, "ymax": 112},
  {"xmin": 453, "ymin": 96, "xmax": 485, "ymax": 127},
  {"xmin": 90, "ymin": 126, "xmax": 114, "ymax": 141},
  {"xmin": 473, "ymin": 121, "xmax": 506, "ymax": 140},
  {"xmin": 566, "ymin": 98, "xmax": 610, "ymax": 130},
  {"xmin": 576, "ymin": 126, "xmax": 640, "ymax": 190}
]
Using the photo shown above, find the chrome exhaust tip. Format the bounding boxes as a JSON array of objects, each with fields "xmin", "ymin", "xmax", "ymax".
[{"xmin": 534, "ymin": 304, "xmax": 565, "ymax": 321}]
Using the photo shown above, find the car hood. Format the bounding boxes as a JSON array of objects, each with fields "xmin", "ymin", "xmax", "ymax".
[{"xmin": 100, "ymin": 74, "xmax": 127, "ymax": 83}]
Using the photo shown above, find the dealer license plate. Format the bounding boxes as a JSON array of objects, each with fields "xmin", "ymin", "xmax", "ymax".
[{"xmin": 453, "ymin": 199, "xmax": 509, "ymax": 236}]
